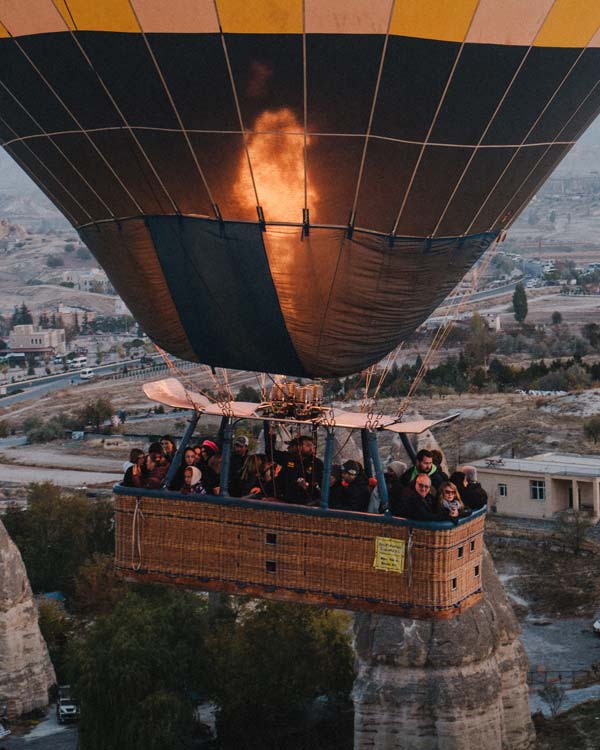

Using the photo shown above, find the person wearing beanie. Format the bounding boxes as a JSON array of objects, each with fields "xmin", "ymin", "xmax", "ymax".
[
  {"xmin": 198, "ymin": 439, "xmax": 220, "ymax": 494},
  {"xmin": 336, "ymin": 459, "xmax": 370, "ymax": 513},
  {"xmin": 229, "ymin": 435, "xmax": 250, "ymax": 496}
]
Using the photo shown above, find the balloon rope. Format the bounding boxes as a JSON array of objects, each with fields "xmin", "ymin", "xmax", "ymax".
[{"xmin": 397, "ymin": 235, "xmax": 501, "ymax": 417}]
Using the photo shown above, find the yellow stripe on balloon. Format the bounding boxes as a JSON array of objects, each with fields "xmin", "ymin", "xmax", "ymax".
[
  {"xmin": 535, "ymin": 0, "xmax": 600, "ymax": 47},
  {"xmin": 390, "ymin": 0, "xmax": 480, "ymax": 43},
  {"xmin": 54, "ymin": 0, "xmax": 139, "ymax": 32}
]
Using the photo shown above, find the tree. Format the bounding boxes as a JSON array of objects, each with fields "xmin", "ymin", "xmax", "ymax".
[
  {"xmin": 208, "ymin": 602, "xmax": 355, "ymax": 749},
  {"xmin": 582, "ymin": 322, "xmax": 600, "ymax": 348},
  {"xmin": 76, "ymin": 246, "xmax": 91, "ymax": 260},
  {"xmin": 72, "ymin": 555, "xmax": 126, "ymax": 618},
  {"xmin": 554, "ymin": 510, "xmax": 593, "ymax": 556},
  {"xmin": 584, "ymin": 415, "xmax": 600, "ymax": 444},
  {"xmin": 46, "ymin": 255, "xmax": 64, "ymax": 268},
  {"xmin": 512, "ymin": 282, "xmax": 528, "ymax": 323},
  {"xmin": 551, "ymin": 311, "xmax": 562, "ymax": 325},
  {"xmin": 235, "ymin": 385, "xmax": 261, "ymax": 402},
  {"xmin": 70, "ymin": 589, "xmax": 209, "ymax": 750},
  {"xmin": 537, "ymin": 682, "xmax": 565, "ymax": 717},
  {"xmin": 38, "ymin": 598, "xmax": 71, "ymax": 682},
  {"xmin": 64, "ymin": 243, "xmax": 76, "ymax": 253},
  {"xmin": 1, "ymin": 483, "xmax": 114, "ymax": 593},
  {"xmin": 464, "ymin": 313, "xmax": 496, "ymax": 366},
  {"xmin": 77, "ymin": 397, "xmax": 113, "ymax": 431}
]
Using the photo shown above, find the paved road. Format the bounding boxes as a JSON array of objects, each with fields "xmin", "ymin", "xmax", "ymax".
[
  {"xmin": 1, "ymin": 707, "xmax": 77, "ymax": 749},
  {"xmin": 0, "ymin": 464, "xmax": 120, "ymax": 486}
]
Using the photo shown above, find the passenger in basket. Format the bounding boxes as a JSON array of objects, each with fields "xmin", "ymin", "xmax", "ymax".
[
  {"xmin": 368, "ymin": 460, "xmax": 406, "ymax": 513},
  {"xmin": 170, "ymin": 447, "xmax": 198, "ymax": 491},
  {"xmin": 240, "ymin": 453, "xmax": 276, "ymax": 499},
  {"xmin": 337, "ymin": 460, "xmax": 370, "ymax": 513},
  {"xmin": 180, "ymin": 466, "xmax": 206, "ymax": 495},
  {"xmin": 198, "ymin": 439, "xmax": 220, "ymax": 494},
  {"xmin": 459, "ymin": 465, "xmax": 488, "ymax": 510},
  {"xmin": 159, "ymin": 435, "xmax": 177, "ymax": 463},
  {"xmin": 284, "ymin": 436, "xmax": 323, "ymax": 505},
  {"xmin": 229, "ymin": 435, "xmax": 250, "ymax": 497},
  {"xmin": 436, "ymin": 481, "xmax": 470, "ymax": 525},
  {"xmin": 122, "ymin": 448, "xmax": 145, "ymax": 487},
  {"xmin": 144, "ymin": 442, "xmax": 170, "ymax": 489},
  {"xmin": 393, "ymin": 473, "xmax": 452, "ymax": 522},
  {"xmin": 398, "ymin": 449, "xmax": 447, "ymax": 497}
]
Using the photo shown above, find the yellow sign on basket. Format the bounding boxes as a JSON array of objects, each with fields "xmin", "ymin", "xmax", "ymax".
[{"xmin": 373, "ymin": 536, "xmax": 406, "ymax": 573}]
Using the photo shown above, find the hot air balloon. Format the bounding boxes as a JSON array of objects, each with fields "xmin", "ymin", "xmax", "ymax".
[
  {"xmin": 2, "ymin": 2, "xmax": 599, "ymax": 616},
  {"xmin": 1, "ymin": 1, "xmax": 599, "ymax": 376}
]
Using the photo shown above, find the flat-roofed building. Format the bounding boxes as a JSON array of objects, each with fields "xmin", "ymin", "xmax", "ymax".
[
  {"xmin": 8, "ymin": 324, "xmax": 66, "ymax": 355},
  {"xmin": 473, "ymin": 453, "xmax": 600, "ymax": 521}
]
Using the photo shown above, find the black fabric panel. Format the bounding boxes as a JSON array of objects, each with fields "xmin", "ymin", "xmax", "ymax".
[
  {"xmin": 147, "ymin": 216, "xmax": 306, "ymax": 375},
  {"xmin": 224, "ymin": 34, "xmax": 303, "ymax": 131},
  {"xmin": 4, "ymin": 140, "xmax": 89, "ymax": 225},
  {"xmin": 307, "ymin": 135, "xmax": 363, "ymax": 225},
  {"xmin": 394, "ymin": 146, "xmax": 473, "ymax": 237},
  {"xmin": 430, "ymin": 43, "xmax": 526, "ymax": 146},
  {"xmin": 148, "ymin": 33, "xmax": 239, "ymax": 131},
  {"xmin": 52, "ymin": 131, "xmax": 140, "ymax": 217},
  {"xmin": 189, "ymin": 132, "xmax": 256, "ymax": 221},
  {"xmin": 76, "ymin": 32, "xmax": 178, "ymax": 130},
  {"xmin": 135, "ymin": 129, "xmax": 213, "ymax": 216},
  {"xmin": 354, "ymin": 138, "xmax": 421, "ymax": 233},
  {"xmin": 561, "ymin": 71, "xmax": 600, "ymax": 142},
  {"xmin": 526, "ymin": 49, "xmax": 600, "ymax": 144},
  {"xmin": 497, "ymin": 144, "xmax": 572, "ymax": 231},
  {"xmin": 0, "ymin": 38, "xmax": 77, "ymax": 134},
  {"xmin": 372, "ymin": 35, "xmax": 458, "ymax": 142},
  {"xmin": 18, "ymin": 32, "xmax": 120, "ymax": 130},
  {"xmin": 483, "ymin": 47, "xmax": 580, "ymax": 146},
  {"xmin": 0, "ymin": 80, "xmax": 44, "ymax": 140},
  {"xmin": 435, "ymin": 147, "xmax": 516, "ymax": 237},
  {"xmin": 307, "ymin": 35, "xmax": 383, "ymax": 134},
  {"xmin": 468, "ymin": 145, "xmax": 548, "ymax": 234},
  {"xmin": 16, "ymin": 134, "xmax": 110, "ymax": 220},
  {"xmin": 89, "ymin": 128, "xmax": 174, "ymax": 215}
]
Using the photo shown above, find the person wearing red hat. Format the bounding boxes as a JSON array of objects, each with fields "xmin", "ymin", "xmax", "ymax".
[{"xmin": 198, "ymin": 439, "xmax": 221, "ymax": 494}]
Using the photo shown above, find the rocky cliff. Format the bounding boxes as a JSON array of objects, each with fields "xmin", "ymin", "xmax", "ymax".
[
  {"xmin": 0, "ymin": 520, "xmax": 55, "ymax": 718},
  {"xmin": 353, "ymin": 548, "xmax": 535, "ymax": 749}
]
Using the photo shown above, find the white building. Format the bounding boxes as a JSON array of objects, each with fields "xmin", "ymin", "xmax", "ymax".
[
  {"xmin": 8, "ymin": 324, "xmax": 66, "ymax": 355},
  {"xmin": 473, "ymin": 453, "xmax": 600, "ymax": 521}
]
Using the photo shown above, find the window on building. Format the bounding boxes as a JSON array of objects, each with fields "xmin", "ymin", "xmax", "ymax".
[
  {"xmin": 530, "ymin": 479, "xmax": 545, "ymax": 502},
  {"xmin": 498, "ymin": 483, "xmax": 507, "ymax": 497}
]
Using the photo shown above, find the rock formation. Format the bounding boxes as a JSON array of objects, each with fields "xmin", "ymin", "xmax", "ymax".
[
  {"xmin": 0, "ymin": 520, "xmax": 55, "ymax": 718},
  {"xmin": 353, "ymin": 548, "xmax": 535, "ymax": 749}
]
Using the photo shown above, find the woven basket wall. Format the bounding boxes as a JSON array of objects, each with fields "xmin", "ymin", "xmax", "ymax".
[{"xmin": 115, "ymin": 493, "xmax": 484, "ymax": 619}]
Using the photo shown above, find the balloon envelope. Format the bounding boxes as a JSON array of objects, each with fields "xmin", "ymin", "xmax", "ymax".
[{"xmin": 0, "ymin": 1, "xmax": 599, "ymax": 376}]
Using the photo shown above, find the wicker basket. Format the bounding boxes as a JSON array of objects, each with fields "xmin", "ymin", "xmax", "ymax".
[{"xmin": 115, "ymin": 488, "xmax": 485, "ymax": 619}]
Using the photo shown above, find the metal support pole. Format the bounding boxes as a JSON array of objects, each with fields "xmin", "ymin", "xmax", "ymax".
[
  {"xmin": 399, "ymin": 432, "xmax": 417, "ymax": 464},
  {"xmin": 368, "ymin": 430, "xmax": 391, "ymax": 519},
  {"xmin": 219, "ymin": 419, "xmax": 234, "ymax": 496},
  {"xmin": 320, "ymin": 429, "xmax": 335, "ymax": 510},
  {"xmin": 361, "ymin": 428, "xmax": 372, "ymax": 478},
  {"xmin": 163, "ymin": 412, "xmax": 200, "ymax": 489}
]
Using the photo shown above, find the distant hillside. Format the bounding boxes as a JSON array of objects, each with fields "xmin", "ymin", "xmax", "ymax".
[{"xmin": 0, "ymin": 148, "xmax": 66, "ymax": 226}]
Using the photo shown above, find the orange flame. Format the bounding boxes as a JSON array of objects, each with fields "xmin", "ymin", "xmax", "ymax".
[{"xmin": 233, "ymin": 108, "xmax": 319, "ymax": 223}]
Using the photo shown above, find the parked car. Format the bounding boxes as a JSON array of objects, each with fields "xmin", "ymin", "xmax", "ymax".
[{"xmin": 56, "ymin": 686, "xmax": 80, "ymax": 724}]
